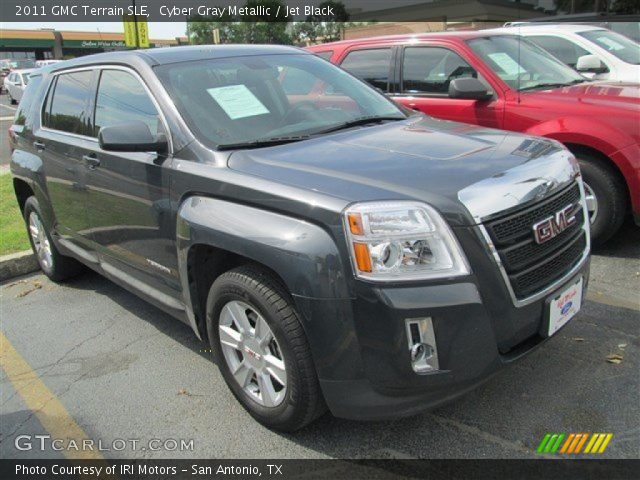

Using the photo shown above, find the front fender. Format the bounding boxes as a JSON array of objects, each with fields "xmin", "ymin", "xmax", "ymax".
[
  {"xmin": 176, "ymin": 196, "xmax": 351, "ymax": 300},
  {"xmin": 176, "ymin": 196, "xmax": 364, "ymax": 382},
  {"xmin": 524, "ymin": 117, "xmax": 631, "ymax": 158}
]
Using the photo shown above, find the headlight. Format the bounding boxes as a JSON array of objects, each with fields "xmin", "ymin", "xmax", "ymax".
[{"xmin": 343, "ymin": 201, "xmax": 470, "ymax": 281}]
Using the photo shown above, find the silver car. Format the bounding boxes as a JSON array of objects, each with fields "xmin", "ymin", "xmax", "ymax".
[{"xmin": 4, "ymin": 69, "xmax": 34, "ymax": 104}]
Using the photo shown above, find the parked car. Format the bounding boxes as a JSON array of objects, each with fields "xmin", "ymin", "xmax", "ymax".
[
  {"xmin": 35, "ymin": 59, "xmax": 63, "ymax": 68},
  {"xmin": 0, "ymin": 60, "xmax": 10, "ymax": 93},
  {"xmin": 309, "ymin": 33, "xmax": 639, "ymax": 244},
  {"xmin": 4, "ymin": 69, "xmax": 34, "ymax": 104},
  {"xmin": 11, "ymin": 47, "xmax": 590, "ymax": 431},
  {"xmin": 495, "ymin": 24, "xmax": 640, "ymax": 83}
]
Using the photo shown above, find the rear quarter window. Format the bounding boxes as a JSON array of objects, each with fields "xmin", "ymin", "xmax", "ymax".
[
  {"xmin": 14, "ymin": 75, "xmax": 43, "ymax": 126},
  {"xmin": 44, "ymin": 70, "xmax": 93, "ymax": 135}
]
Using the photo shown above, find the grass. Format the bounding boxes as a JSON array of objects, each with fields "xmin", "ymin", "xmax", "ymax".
[{"xmin": 0, "ymin": 174, "xmax": 31, "ymax": 256}]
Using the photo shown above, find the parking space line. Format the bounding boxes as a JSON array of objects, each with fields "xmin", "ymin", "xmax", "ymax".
[
  {"xmin": 0, "ymin": 104, "xmax": 17, "ymax": 110},
  {"xmin": 0, "ymin": 331, "xmax": 105, "ymax": 460},
  {"xmin": 0, "ymin": 116, "xmax": 14, "ymax": 121}
]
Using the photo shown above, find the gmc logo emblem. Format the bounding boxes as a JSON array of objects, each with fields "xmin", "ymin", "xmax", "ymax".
[{"xmin": 533, "ymin": 204, "xmax": 576, "ymax": 244}]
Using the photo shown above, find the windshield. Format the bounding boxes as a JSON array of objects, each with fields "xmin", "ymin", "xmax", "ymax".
[
  {"xmin": 155, "ymin": 53, "xmax": 405, "ymax": 149},
  {"xmin": 11, "ymin": 60, "xmax": 36, "ymax": 69},
  {"xmin": 579, "ymin": 30, "xmax": 640, "ymax": 65},
  {"xmin": 468, "ymin": 35, "xmax": 586, "ymax": 91}
]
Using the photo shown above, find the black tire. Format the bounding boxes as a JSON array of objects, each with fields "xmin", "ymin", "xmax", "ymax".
[
  {"xmin": 577, "ymin": 156, "xmax": 627, "ymax": 246},
  {"xmin": 206, "ymin": 265, "xmax": 326, "ymax": 431},
  {"xmin": 23, "ymin": 196, "xmax": 84, "ymax": 282},
  {"xmin": 9, "ymin": 94, "xmax": 17, "ymax": 105}
]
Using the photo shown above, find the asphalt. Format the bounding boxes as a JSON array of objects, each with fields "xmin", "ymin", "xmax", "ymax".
[{"xmin": 1, "ymin": 220, "xmax": 638, "ymax": 460}]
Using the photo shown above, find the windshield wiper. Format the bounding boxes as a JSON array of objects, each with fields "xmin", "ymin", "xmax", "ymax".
[
  {"xmin": 519, "ymin": 79, "xmax": 586, "ymax": 92},
  {"xmin": 217, "ymin": 135, "xmax": 311, "ymax": 151},
  {"xmin": 314, "ymin": 115, "xmax": 406, "ymax": 135}
]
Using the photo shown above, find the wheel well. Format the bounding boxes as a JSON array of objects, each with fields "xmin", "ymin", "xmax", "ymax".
[
  {"xmin": 564, "ymin": 143, "xmax": 630, "ymax": 204},
  {"xmin": 13, "ymin": 178, "xmax": 34, "ymax": 214},
  {"xmin": 187, "ymin": 244, "xmax": 289, "ymax": 342}
]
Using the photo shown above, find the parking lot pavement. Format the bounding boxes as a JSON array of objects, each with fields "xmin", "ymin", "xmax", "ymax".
[
  {"xmin": 0, "ymin": 93, "xmax": 17, "ymax": 167},
  {"xmin": 1, "ymin": 221, "xmax": 638, "ymax": 460}
]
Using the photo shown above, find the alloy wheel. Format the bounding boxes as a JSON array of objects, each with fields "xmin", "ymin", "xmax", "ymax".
[
  {"xmin": 218, "ymin": 300, "xmax": 287, "ymax": 407},
  {"xmin": 28, "ymin": 211, "xmax": 53, "ymax": 270},
  {"xmin": 583, "ymin": 181, "xmax": 598, "ymax": 225}
]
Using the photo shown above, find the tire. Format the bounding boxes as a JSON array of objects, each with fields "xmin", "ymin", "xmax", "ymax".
[
  {"xmin": 23, "ymin": 196, "xmax": 84, "ymax": 282},
  {"xmin": 577, "ymin": 156, "xmax": 627, "ymax": 246},
  {"xmin": 9, "ymin": 93, "xmax": 17, "ymax": 105},
  {"xmin": 206, "ymin": 265, "xmax": 326, "ymax": 431}
]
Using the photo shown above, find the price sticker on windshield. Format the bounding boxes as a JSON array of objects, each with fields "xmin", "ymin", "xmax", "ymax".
[{"xmin": 207, "ymin": 84, "xmax": 270, "ymax": 120}]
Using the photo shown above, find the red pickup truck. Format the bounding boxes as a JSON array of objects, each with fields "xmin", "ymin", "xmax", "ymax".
[{"xmin": 308, "ymin": 32, "xmax": 640, "ymax": 244}]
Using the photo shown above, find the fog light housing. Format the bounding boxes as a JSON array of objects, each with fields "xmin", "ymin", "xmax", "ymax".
[{"xmin": 406, "ymin": 317, "xmax": 439, "ymax": 373}]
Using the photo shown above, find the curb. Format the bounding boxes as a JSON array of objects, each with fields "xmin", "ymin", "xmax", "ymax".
[{"xmin": 0, "ymin": 250, "xmax": 39, "ymax": 282}]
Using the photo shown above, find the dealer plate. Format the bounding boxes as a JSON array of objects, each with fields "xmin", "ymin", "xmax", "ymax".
[{"xmin": 548, "ymin": 277, "xmax": 583, "ymax": 337}]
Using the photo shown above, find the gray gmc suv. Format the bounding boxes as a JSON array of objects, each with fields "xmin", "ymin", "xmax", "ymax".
[{"xmin": 10, "ymin": 46, "xmax": 590, "ymax": 431}]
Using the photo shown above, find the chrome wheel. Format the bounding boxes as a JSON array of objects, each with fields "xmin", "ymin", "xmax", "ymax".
[
  {"xmin": 28, "ymin": 212, "xmax": 53, "ymax": 270},
  {"xmin": 583, "ymin": 181, "xmax": 598, "ymax": 225},
  {"xmin": 219, "ymin": 300, "xmax": 287, "ymax": 407}
]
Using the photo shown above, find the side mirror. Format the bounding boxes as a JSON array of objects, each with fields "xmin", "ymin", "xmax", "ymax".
[
  {"xmin": 448, "ymin": 77, "xmax": 492, "ymax": 100},
  {"xmin": 576, "ymin": 54, "xmax": 608, "ymax": 74},
  {"xmin": 98, "ymin": 121, "xmax": 167, "ymax": 153}
]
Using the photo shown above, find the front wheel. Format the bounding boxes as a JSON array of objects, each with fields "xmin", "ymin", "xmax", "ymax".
[
  {"xmin": 206, "ymin": 265, "xmax": 326, "ymax": 431},
  {"xmin": 577, "ymin": 157, "xmax": 627, "ymax": 246}
]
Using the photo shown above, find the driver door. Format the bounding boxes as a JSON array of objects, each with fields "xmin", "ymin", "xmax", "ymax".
[{"xmin": 392, "ymin": 46, "xmax": 504, "ymax": 128}]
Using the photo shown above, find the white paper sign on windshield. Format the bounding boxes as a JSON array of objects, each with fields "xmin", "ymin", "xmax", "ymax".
[
  {"xmin": 207, "ymin": 84, "xmax": 270, "ymax": 120},
  {"xmin": 488, "ymin": 52, "xmax": 526, "ymax": 76}
]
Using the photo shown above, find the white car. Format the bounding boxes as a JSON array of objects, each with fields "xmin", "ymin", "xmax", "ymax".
[
  {"xmin": 490, "ymin": 24, "xmax": 640, "ymax": 83},
  {"xmin": 35, "ymin": 59, "xmax": 63, "ymax": 68},
  {"xmin": 4, "ymin": 69, "xmax": 34, "ymax": 104}
]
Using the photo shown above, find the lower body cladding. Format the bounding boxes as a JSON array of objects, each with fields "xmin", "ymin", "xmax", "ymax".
[{"xmin": 293, "ymin": 250, "xmax": 590, "ymax": 421}]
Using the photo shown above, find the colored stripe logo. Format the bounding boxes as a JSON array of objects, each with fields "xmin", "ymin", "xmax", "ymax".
[{"xmin": 537, "ymin": 433, "xmax": 613, "ymax": 454}]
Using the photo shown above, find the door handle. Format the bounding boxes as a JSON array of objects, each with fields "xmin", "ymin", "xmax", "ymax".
[
  {"xmin": 83, "ymin": 154, "xmax": 101, "ymax": 170},
  {"xmin": 33, "ymin": 141, "xmax": 45, "ymax": 151}
]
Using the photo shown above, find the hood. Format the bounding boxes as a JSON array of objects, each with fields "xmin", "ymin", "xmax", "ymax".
[
  {"xmin": 524, "ymin": 81, "xmax": 640, "ymax": 110},
  {"xmin": 228, "ymin": 116, "xmax": 571, "ymax": 225}
]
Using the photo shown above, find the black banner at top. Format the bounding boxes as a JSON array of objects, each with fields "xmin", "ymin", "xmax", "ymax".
[{"xmin": 3, "ymin": 0, "xmax": 638, "ymax": 23}]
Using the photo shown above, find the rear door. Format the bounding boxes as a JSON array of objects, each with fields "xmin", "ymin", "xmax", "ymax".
[
  {"xmin": 393, "ymin": 45, "xmax": 504, "ymax": 128},
  {"xmin": 81, "ymin": 67, "xmax": 179, "ymax": 301},
  {"xmin": 36, "ymin": 69, "xmax": 97, "ymax": 254}
]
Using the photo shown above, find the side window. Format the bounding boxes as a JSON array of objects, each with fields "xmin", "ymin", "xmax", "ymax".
[
  {"xmin": 315, "ymin": 51, "xmax": 333, "ymax": 61},
  {"xmin": 401, "ymin": 47, "xmax": 477, "ymax": 95},
  {"xmin": 340, "ymin": 48, "xmax": 392, "ymax": 91},
  {"xmin": 527, "ymin": 35, "xmax": 590, "ymax": 68},
  {"xmin": 93, "ymin": 70, "xmax": 160, "ymax": 137},
  {"xmin": 14, "ymin": 75, "xmax": 43, "ymax": 126},
  {"xmin": 46, "ymin": 70, "xmax": 93, "ymax": 135}
]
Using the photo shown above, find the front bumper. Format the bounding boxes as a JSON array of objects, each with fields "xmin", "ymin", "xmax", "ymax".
[{"xmin": 294, "ymin": 228, "xmax": 590, "ymax": 421}]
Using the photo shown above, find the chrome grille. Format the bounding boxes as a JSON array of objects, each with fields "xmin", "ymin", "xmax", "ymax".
[{"xmin": 484, "ymin": 183, "xmax": 587, "ymax": 300}]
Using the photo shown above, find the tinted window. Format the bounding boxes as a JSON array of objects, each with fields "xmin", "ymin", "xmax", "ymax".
[
  {"xmin": 402, "ymin": 47, "xmax": 477, "ymax": 94},
  {"xmin": 527, "ymin": 35, "xmax": 590, "ymax": 68},
  {"xmin": 315, "ymin": 51, "xmax": 333, "ymax": 60},
  {"xmin": 340, "ymin": 48, "xmax": 392, "ymax": 91},
  {"xmin": 47, "ymin": 71, "xmax": 92, "ymax": 135},
  {"xmin": 14, "ymin": 75, "xmax": 43, "ymax": 126},
  {"xmin": 93, "ymin": 70, "xmax": 160, "ymax": 137}
]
